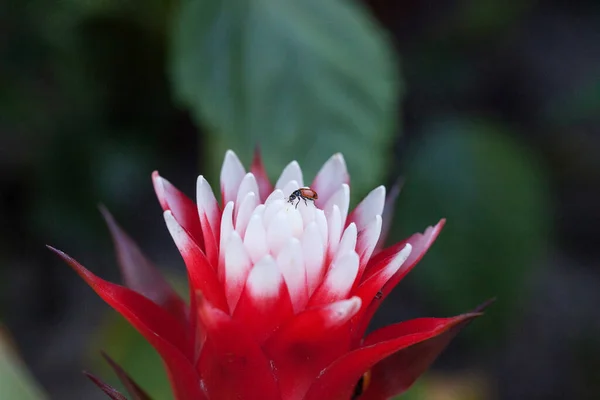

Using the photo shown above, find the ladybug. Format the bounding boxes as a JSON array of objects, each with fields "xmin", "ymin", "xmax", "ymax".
[
  {"xmin": 352, "ymin": 370, "xmax": 372, "ymax": 399},
  {"xmin": 288, "ymin": 187, "xmax": 318, "ymax": 208}
]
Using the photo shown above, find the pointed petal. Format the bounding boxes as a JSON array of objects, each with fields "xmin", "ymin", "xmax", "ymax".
[
  {"xmin": 223, "ymin": 232, "xmax": 252, "ymax": 313},
  {"xmin": 275, "ymin": 161, "xmax": 304, "ymax": 190},
  {"xmin": 276, "ymin": 238, "xmax": 308, "ymax": 313},
  {"xmin": 164, "ymin": 212, "xmax": 229, "ymax": 313},
  {"xmin": 312, "ymin": 153, "xmax": 349, "ymax": 207},
  {"xmin": 243, "ymin": 214, "xmax": 268, "ymax": 263},
  {"xmin": 302, "ymin": 222, "xmax": 326, "ymax": 296},
  {"xmin": 233, "ymin": 256, "xmax": 294, "ymax": 344},
  {"xmin": 263, "ymin": 195, "xmax": 286, "ymax": 229},
  {"xmin": 281, "ymin": 180, "xmax": 301, "ymax": 202},
  {"xmin": 264, "ymin": 188, "xmax": 285, "ymax": 205},
  {"xmin": 263, "ymin": 297, "xmax": 361, "ymax": 400},
  {"xmin": 347, "ymin": 186, "xmax": 385, "ymax": 231},
  {"xmin": 218, "ymin": 201, "xmax": 235, "ymax": 279},
  {"xmin": 235, "ymin": 192, "xmax": 258, "ymax": 237},
  {"xmin": 235, "ymin": 173, "xmax": 259, "ymax": 219},
  {"xmin": 333, "ymin": 223, "xmax": 357, "ymax": 265},
  {"xmin": 326, "ymin": 205, "xmax": 343, "ymax": 260},
  {"xmin": 375, "ymin": 178, "xmax": 404, "ymax": 253},
  {"xmin": 101, "ymin": 352, "xmax": 152, "ymax": 400},
  {"xmin": 196, "ymin": 297, "xmax": 281, "ymax": 400},
  {"xmin": 251, "ymin": 147, "xmax": 273, "ymax": 202},
  {"xmin": 50, "ymin": 248, "xmax": 205, "ymax": 400},
  {"xmin": 266, "ymin": 211, "xmax": 293, "ymax": 256},
  {"xmin": 324, "ymin": 184, "xmax": 350, "ymax": 229},
  {"xmin": 353, "ymin": 220, "xmax": 445, "ymax": 344},
  {"xmin": 220, "ymin": 150, "xmax": 246, "ymax": 206},
  {"xmin": 352, "ymin": 244, "xmax": 412, "ymax": 314},
  {"xmin": 314, "ymin": 209, "xmax": 329, "ymax": 252},
  {"xmin": 304, "ymin": 313, "xmax": 481, "ymax": 400},
  {"xmin": 50, "ymin": 246, "xmax": 189, "ymax": 353},
  {"xmin": 308, "ymin": 252, "xmax": 359, "ymax": 307},
  {"xmin": 360, "ymin": 305, "xmax": 490, "ymax": 399},
  {"xmin": 355, "ymin": 216, "xmax": 382, "ymax": 283},
  {"xmin": 196, "ymin": 176, "xmax": 221, "ymax": 266},
  {"xmin": 99, "ymin": 206, "xmax": 188, "ymax": 325},
  {"xmin": 83, "ymin": 372, "xmax": 128, "ymax": 400},
  {"xmin": 152, "ymin": 172, "xmax": 204, "ymax": 250}
]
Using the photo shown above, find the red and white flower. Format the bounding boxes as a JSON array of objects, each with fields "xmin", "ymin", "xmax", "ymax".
[{"xmin": 50, "ymin": 150, "xmax": 486, "ymax": 400}]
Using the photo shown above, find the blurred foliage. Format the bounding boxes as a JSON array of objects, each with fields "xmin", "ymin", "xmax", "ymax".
[
  {"xmin": 93, "ymin": 314, "xmax": 173, "ymax": 400},
  {"xmin": 394, "ymin": 118, "xmax": 551, "ymax": 342},
  {"xmin": 171, "ymin": 0, "xmax": 400, "ymax": 199},
  {"xmin": 91, "ymin": 273, "xmax": 187, "ymax": 399},
  {"xmin": 0, "ymin": 327, "xmax": 47, "ymax": 400},
  {"xmin": 398, "ymin": 371, "xmax": 490, "ymax": 400}
]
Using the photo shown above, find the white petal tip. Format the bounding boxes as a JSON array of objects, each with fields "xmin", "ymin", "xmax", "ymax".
[
  {"xmin": 334, "ymin": 296, "xmax": 362, "ymax": 318},
  {"xmin": 388, "ymin": 243, "xmax": 412, "ymax": 274}
]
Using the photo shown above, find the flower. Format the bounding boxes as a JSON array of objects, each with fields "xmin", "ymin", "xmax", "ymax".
[{"xmin": 49, "ymin": 150, "xmax": 487, "ymax": 400}]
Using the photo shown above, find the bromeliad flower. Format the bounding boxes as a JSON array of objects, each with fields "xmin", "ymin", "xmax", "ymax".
[{"xmin": 49, "ymin": 150, "xmax": 487, "ymax": 400}]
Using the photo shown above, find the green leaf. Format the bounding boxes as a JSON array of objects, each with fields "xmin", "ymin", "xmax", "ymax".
[
  {"xmin": 0, "ymin": 327, "xmax": 48, "ymax": 400},
  {"xmin": 171, "ymin": 0, "xmax": 400, "ymax": 199},
  {"xmin": 90, "ymin": 274, "xmax": 187, "ymax": 400},
  {"xmin": 393, "ymin": 118, "xmax": 551, "ymax": 341},
  {"xmin": 92, "ymin": 314, "xmax": 174, "ymax": 400}
]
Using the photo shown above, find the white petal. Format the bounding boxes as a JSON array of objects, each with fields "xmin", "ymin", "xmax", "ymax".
[
  {"xmin": 276, "ymin": 238, "xmax": 307, "ymax": 313},
  {"xmin": 334, "ymin": 223, "xmax": 357, "ymax": 264},
  {"xmin": 163, "ymin": 210, "xmax": 191, "ymax": 252},
  {"xmin": 197, "ymin": 175, "xmax": 220, "ymax": 234},
  {"xmin": 319, "ymin": 251, "xmax": 359, "ymax": 302},
  {"xmin": 235, "ymin": 173, "xmax": 259, "ymax": 219},
  {"xmin": 281, "ymin": 180, "xmax": 300, "ymax": 204},
  {"xmin": 275, "ymin": 161, "xmax": 304, "ymax": 190},
  {"xmin": 220, "ymin": 150, "xmax": 246, "ymax": 205},
  {"xmin": 245, "ymin": 255, "xmax": 281, "ymax": 302},
  {"xmin": 266, "ymin": 211, "xmax": 292, "ymax": 256},
  {"xmin": 356, "ymin": 215, "xmax": 382, "ymax": 267},
  {"xmin": 251, "ymin": 204, "xmax": 266, "ymax": 219},
  {"xmin": 302, "ymin": 221, "xmax": 325, "ymax": 296},
  {"xmin": 327, "ymin": 205, "xmax": 342, "ymax": 258},
  {"xmin": 324, "ymin": 184, "xmax": 350, "ymax": 228},
  {"xmin": 235, "ymin": 192, "xmax": 258, "ymax": 238},
  {"xmin": 380, "ymin": 243, "xmax": 412, "ymax": 282},
  {"xmin": 321, "ymin": 297, "xmax": 362, "ymax": 329},
  {"xmin": 265, "ymin": 189, "xmax": 285, "ymax": 206},
  {"xmin": 314, "ymin": 209, "xmax": 328, "ymax": 248},
  {"xmin": 224, "ymin": 232, "xmax": 252, "ymax": 312},
  {"xmin": 297, "ymin": 200, "xmax": 316, "ymax": 227},
  {"xmin": 263, "ymin": 198, "xmax": 285, "ymax": 229},
  {"xmin": 218, "ymin": 201, "xmax": 235, "ymax": 277},
  {"xmin": 311, "ymin": 153, "xmax": 349, "ymax": 206},
  {"xmin": 244, "ymin": 214, "xmax": 268, "ymax": 263},
  {"xmin": 350, "ymin": 186, "xmax": 385, "ymax": 231},
  {"xmin": 287, "ymin": 208, "xmax": 304, "ymax": 239}
]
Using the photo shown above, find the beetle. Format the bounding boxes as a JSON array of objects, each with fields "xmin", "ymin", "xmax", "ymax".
[{"xmin": 288, "ymin": 187, "xmax": 318, "ymax": 208}]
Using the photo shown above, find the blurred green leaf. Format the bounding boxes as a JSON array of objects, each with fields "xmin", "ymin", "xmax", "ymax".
[
  {"xmin": 0, "ymin": 327, "xmax": 48, "ymax": 400},
  {"xmin": 91, "ymin": 273, "xmax": 187, "ymax": 400},
  {"xmin": 545, "ymin": 74, "xmax": 600, "ymax": 125},
  {"xmin": 394, "ymin": 118, "xmax": 551, "ymax": 341},
  {"xmin": 452, "ymin": 0, "xmax": 535, "ymax": 38},
  {"xmin": 171, "ymin": 0, "xmax": 400, "ymax": 199},
  {"xmin": 92, "ymin": 314, "xmax": 174, "ymax": 400}
]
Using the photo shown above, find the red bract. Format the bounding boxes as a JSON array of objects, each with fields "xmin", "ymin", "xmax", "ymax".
[{"xmin": 50, "ymin": 150, "xmax": 487, "ymax": 400}]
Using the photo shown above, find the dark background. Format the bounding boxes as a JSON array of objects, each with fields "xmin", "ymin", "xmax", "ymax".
[{"xmin": 1, "ymin": 0, "xmax": 599, "ymax": 399}]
